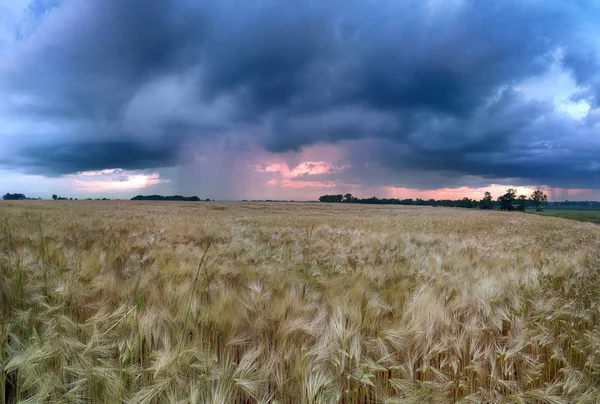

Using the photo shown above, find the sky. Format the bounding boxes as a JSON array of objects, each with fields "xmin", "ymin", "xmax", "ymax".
[{"xmin": 1, "ymin": 0, "xmax": 600, "ymax": 201}]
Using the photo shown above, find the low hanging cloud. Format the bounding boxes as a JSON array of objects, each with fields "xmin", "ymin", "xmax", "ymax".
[
  {"xmin": 1, "ymin": 0, "xmax": 600, "ymax": 197},
  {"xmin": 70, "ymin": 169, "xmax": 168, "ymax": 192}
]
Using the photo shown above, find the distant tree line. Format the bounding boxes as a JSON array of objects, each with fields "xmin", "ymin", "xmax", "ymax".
[
  {"xmin": 52, "ymin": 194, "xmax": 77, "ymax": 200},
  {"xmin": 494, "ymin": 189, "xmax": 547, "ymax": 211},
  {"xmin": 547, "ymin": 201, "xmax": 600, "ymax": 207},
  {"xmin": 130, "ymin": 195, "xmax": 211, "ymax": 201},
  {"xmin": 3, "ymin": 193, "xmax": 26, "ymax": 200},
  {"xmin": 319, "ymin": 193, "xmax": 482, "ymax": 208},
  {"xmin": 3, "ymin": 193, "xmax": 213, "ymax": 201},
  {"xmin": 319, "ymin": 189, "xmax": 548, "ymax": 211},
  {"xmin": 2, "ymin": 193, "xmax": 41, "ymax": 200}
]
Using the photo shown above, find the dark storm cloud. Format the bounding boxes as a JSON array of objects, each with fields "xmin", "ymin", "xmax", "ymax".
[
  {"xmin": 6, "ymin": 1, "xmax": 207, "ymax": 119},
  {"xmin": 283, "ymin": 88, "xmax": 600, "ymax": 190},
  {"xmin": 564, "ymin": 50, "xmax": 600, "ymax": 108},
  {"xmin": 7, "ymin": 140, "xmax": 183, "ymax": 176},
  {"xmin": 2, "ymin": 0, "xmax": 600, "ymax": 189}
]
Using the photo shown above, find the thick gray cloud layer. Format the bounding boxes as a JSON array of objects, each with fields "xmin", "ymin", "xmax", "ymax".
[{"xmin": 1, "ymin": 0, "xmax": 600, "ymax": 190}]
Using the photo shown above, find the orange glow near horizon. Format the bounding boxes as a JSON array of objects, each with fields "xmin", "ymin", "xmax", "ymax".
[
  {"xmin": 247, "ymin": 144, "xmax": 597, "ymax": 200},
  {"xmin": 251, "ymin": 156, "xmax": 596, "ymax": 200},
  {"xmin": 381, "ymin": 184, "xmax": 593, "ymax": 201}
]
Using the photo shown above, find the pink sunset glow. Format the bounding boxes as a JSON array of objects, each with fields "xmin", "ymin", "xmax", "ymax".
[
  {"xmin": 252, "ymin": 159, "xmax": 349, "ymax": 189},
  {"xmin": 267, "ymin": 178, "xmax": 338, "ymax": 188},
  {"xmin": 381, "ymin": 185, "xmax": 594, "ymax": 201},
  {"xmin": 247, "ymin": 150, "xmax": 595, "ymax": 200},
  {"xmin": 253, "ymin": 161, "xmax": 340, "ymax": 177}
]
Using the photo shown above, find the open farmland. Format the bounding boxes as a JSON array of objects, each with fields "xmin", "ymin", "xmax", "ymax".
[
  {"xmin": 532, "ymin": 207, "xmax": 600, "ymax": 224},
  {"xmin": 1, "ymin": 201, "xmax": 600, "ymax": 403}
]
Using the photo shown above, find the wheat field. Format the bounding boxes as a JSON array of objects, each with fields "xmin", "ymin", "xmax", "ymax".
[{"xmin": 1, "ymin": 201, "xmax": 599, "ymax": 403}]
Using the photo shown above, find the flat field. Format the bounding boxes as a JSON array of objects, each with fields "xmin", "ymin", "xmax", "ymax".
[
  {"xmin": 532, "ymin": 207, "xmax": 600, "ymax": 224},
  {"xmin": 1, "ymin": 201, "xmax": 600, "ymax": 403}
]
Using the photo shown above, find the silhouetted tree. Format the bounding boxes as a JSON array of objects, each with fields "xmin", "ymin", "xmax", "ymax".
[
  {"xmin": 498, "ymin": 189, "xmax": 517, "ymax": 211},
  {"xmin": 52, "ymin": 194, "xmax": 58, "ymax": 200},
  {"xmin": 529, "ymin": 189, "xmax": 548, "ymax": 212},
  {"xmin": 479, "ymin": 191, "xmax": 494, "ymax": 209},
  {"xmin": 318, "ymin": 194, "xmax": 343, "ymax": 203},
  {"xmin": 343, "ymin": 193, "xmax": 357, "ymax": 203}
]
